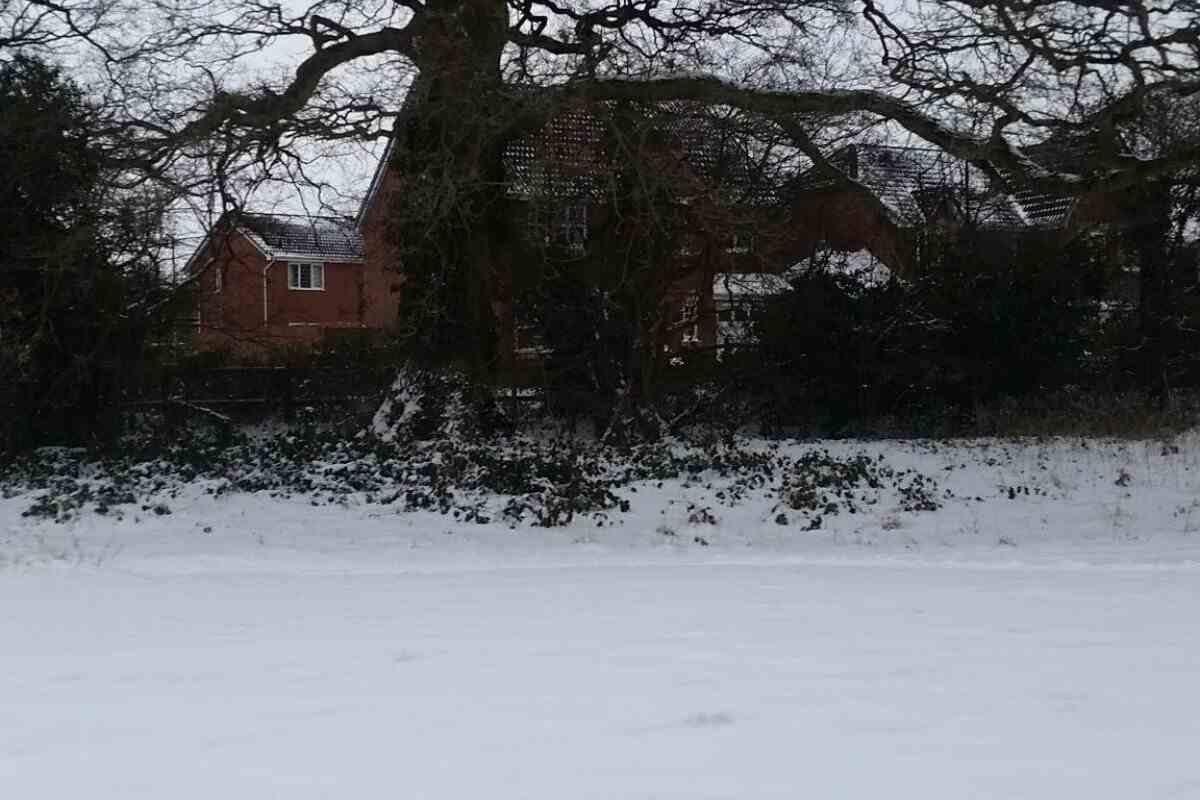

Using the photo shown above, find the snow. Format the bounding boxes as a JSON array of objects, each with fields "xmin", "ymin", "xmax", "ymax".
[
  {"xmin": 4, "ymin": 435, "xmax": 1200, "ymax": 797},
  {"xmin": 713, "ymin": 251, "xmax": 889, "ymax": 302}
]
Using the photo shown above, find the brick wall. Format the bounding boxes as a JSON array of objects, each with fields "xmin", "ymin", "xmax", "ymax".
[{"xmin": 193, "ymin": 230, "xmax": 389, "ymax": 356}]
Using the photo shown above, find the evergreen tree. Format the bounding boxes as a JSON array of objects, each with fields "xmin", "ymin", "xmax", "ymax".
[{"xmin": 0, "ymin": 55, "xmax": 170, "ymax": 453}]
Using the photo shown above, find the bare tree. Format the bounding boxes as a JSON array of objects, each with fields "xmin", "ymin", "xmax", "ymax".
[
  {"xmin": 7, "ymin": 0, "xmax": 1200, "ymax": 393},
  {"xmin": 7, "ymin": 1, "xmax": 1199, "ymax": 215},
  {"xmin": 1107, "ymin": 92, "xmax": 1200, "ymax": 398}
]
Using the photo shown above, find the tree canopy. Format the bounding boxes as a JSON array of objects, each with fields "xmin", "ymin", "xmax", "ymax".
[
  {"xmin": 7, "ymin": 0, "xmax": 1200, "ymax": 422},
  {"xmin": 0, "ymin": 53, "xmax": 172, "ymax": 453},
  {"xmin": 5, "ymin": 0, "xmax": 1200, "ymax": 199}
]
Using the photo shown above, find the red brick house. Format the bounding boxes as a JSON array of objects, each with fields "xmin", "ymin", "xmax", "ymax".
[
  {"xmin": 188, "ymin": 212, "xmax": 397, "ymax": 354},
  {"xmin": 702, "ymin": 142, "xmax": 1133, "ymax": 355},
  {"xmin": 784, "ymin": 143, "xmax": 1117, "ymax": 277},
  {"xmin": 189, "ymin": 112, "xmax": 1110, "ymax": 364},
  {"xmin": 356, "ymin": 101, "xmax": 808, "ymax": 368}
]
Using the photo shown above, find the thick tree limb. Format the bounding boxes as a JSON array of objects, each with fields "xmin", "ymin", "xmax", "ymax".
[
  {"xmin": 564, "ymin": 74, "xmax": 1200, "ymax": 196},
  {"xmin": 123, "ymin": 23, "xmax": 417, "ymax": 166}
]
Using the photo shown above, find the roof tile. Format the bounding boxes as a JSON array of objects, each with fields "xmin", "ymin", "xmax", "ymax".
[
  {"xmin": 794, "ymin": 144, "xmax": 1077, "ymax": 230},
  {"xmin": 238, "ymin": 213, "xmax": 364, "ymax": 262}
]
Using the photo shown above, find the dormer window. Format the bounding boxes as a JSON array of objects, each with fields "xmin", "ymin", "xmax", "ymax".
[
  {"xmin": 288, "ymin": 262, "xmax": 325, "ymax": 291},
  {"xmin": 912, "ymin": 188, "xmax": 963, "ymax": 224},
  {"xmin": 526, "ymin": 202, "xmax": 589, "ymax": 256}
]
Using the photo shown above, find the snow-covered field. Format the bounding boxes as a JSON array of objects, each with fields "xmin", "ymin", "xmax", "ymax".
[{"xmin": 4, "ymin": 435, "xmax": 1200, "ymax": 798}]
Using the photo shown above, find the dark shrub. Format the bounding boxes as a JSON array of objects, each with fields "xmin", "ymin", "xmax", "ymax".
[{"xmin": 747, "ymin": 232, "xmax": 1112, "ymax": 434}]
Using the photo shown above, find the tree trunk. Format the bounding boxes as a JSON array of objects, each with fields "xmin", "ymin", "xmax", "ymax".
[
  {"xmin": 386, "ymin": 0, "xmax": 513, "ymax": 382},
  {"xmin": 1128, "ymin": 184, "xmax": 1174, "ymax": 404}
]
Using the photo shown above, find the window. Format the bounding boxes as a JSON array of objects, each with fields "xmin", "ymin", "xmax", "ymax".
[
  {"xmin": 912, "ymin": 188, "xmax": 963, "ymax": 224},
  {"xmin": 288, "ymin": 262, "xmax": 325, "ymax": 291},
  {"xmin": 559, "ymin": 203, "xmax": 588, "ymax": 254},
  {"xmin": 677, "ymin": 234, "xmax": 701, "ymax": 257},
  {"xmin": 213, "ymin": 265, "xmax": 222, "ymax": 293},
  {"xmin": 514, "ymin": 322, "xmax": 550, "ymax": 356},
  {"xmin": 717, "ymin": 304, "xmax": 753, "ymax": 323},
  {"xmin": 526, "ymin": 202, "xmax": 589, "ymax": 255},
  {"xmin": 675, "ymin": 294, "xmax": 701, "ymax": 346},
  {"xmin": 727, "ymin": 233, "xmax": 752, "ymax": 254},
  {"xmin": 512, "ymin": 302, "xmax": 550, "ymax": 356}
]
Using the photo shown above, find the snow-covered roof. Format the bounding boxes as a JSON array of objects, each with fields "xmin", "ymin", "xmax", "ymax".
[
  {"xmin": 713, "ymin": 251, "xmax": 891, "ymax": 300},
  {"xmin": 792, "ymin": 144, "xmax": 1078, "ymax": 230},
  {"xmin": 1003, "ymin": 136, "xmax": 1096, "ymax": 228},
  {"xmin": 713, "ymin": 272, "xmax": 792, "ymax": 299},
  {"xmin": 1008, "ymin": 188, "xmax": 1075, "ymax": 228},
  {"xmin": 237, "ymin": 213, "xmax": 365, "ymax": 263},
  {"xmin": 357, "ymin": 137, "xmax": 395, "ymax": 227},
  {"xmin": 185, "ymin": 212, "xmax": 366, "ymax": 275},
  {"xmin": 359, "ymin": 100, "xmax": 780, "ymax": 221},
  {"xmin": 504, "ymin": 102, "xmax": 776, "ymax": 204}
]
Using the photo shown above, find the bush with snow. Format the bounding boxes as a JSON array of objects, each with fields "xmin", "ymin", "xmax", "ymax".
[{"xmin": 0, "ymin": 421, "xmax": 945, "ymax": 531}]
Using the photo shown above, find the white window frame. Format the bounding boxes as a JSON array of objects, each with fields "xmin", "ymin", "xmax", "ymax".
[{"xmin": 288, "ymin": 262, "xmax": 325, "ymax": 291}]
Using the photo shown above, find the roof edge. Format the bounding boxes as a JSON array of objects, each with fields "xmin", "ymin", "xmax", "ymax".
[{"xmin": 357, "ymin": 135, "xmax": 396, "ymax": 228}]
